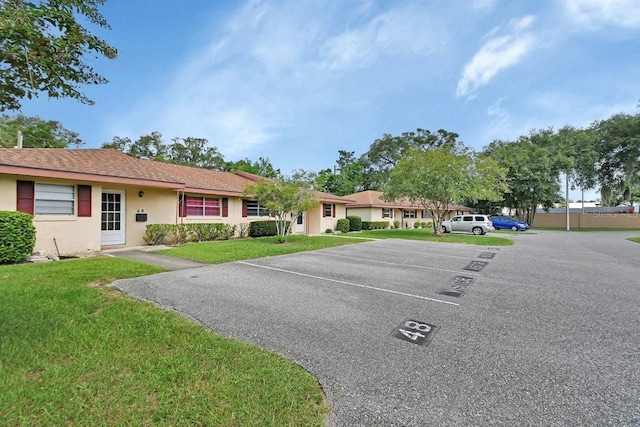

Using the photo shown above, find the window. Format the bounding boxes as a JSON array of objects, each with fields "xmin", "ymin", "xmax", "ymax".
[
  {"xmin": 323, "ymin": 203, "xmax": 335, "ymax": 217},
  {"xmin": 403, "ymin": 210, "xmax": 416, "ymax": 218},
  {"xmin": 382, "ymin": 208, "xmax": 392, "ymax": 219},
  {"xmin": 463, "ymin": 216, "xmax": 473, "ymax": 222},
  {"xmin": 421, "ymin": 210, "xmax": 432, "ymax": 219},
  {"xmin": 186, "ymin": 196, "xmax": 220, "ymax": 216},
  {"xmin": 35, "ymin": 183, "xmax": 74, "ymax": 215},
  {"xmin": 246, "ymin": 200, "xmax": 270, "ymax": 217}
]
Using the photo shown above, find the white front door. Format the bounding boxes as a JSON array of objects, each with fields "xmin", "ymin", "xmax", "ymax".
[
  {"xmin": 101, "ymin": 190, "xmax": 126, "ymax": 245},
  {"xmin": 295, "ymin": 213, "xmax": 304, "ymax": 233}
]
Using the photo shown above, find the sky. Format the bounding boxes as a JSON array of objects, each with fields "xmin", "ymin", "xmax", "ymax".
[{"xmin": 15, "ymin": 0, "xmax": 640, "ymax": 199}]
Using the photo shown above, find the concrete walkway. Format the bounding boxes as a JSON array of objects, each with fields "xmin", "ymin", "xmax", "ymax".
[{"xmin": 104, "ymin": 247, "xmax": 207, "ymax": 270}]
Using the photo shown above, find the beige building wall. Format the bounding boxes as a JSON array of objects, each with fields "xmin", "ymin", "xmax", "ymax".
[
  {"xmin": 121, "ymin": 187, "xmax": 177, "ymax": 247},
  {"xmin": 305, "ymin": 203, "xmax": 346, "ymax": 234},
  {"xmin": 0, "ymin": 176, "xmax": 16, "ymax": 211},
  {"xmin": 346, "ymin": 207, "xmax": 375, "ymax": 221},
  {"xmin": 1, "ymin": 176, "xmax": 102, "ymax": 254},
  {"xmin": 533, "ymin": 213, "xmax": 640, "ymax": 228}
]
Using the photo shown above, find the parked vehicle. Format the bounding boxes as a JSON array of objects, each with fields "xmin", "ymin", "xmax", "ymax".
[
  {"xmin": 441, "ymin": 215, "xmax": 494, "ymax": 235},
  {"xmin": 490, "ymin": 216, "xmax": 530, "ymax": 231}
]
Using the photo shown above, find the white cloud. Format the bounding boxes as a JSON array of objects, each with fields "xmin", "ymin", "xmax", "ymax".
[
  {"xmin": 110, "ymin": 0, "xmax": 449, "ymax": 161},
  {"xmin": 563, "ymin": 0, "xmax": 640, "ymax": 29},
  {"xmin": 486, "ymin": 97, "xmax": 512, "ymax": 136},
  {"xmin": 322, "ymin": 3, "xmax": 445, "ymax": 70},
  {"xmin": 456, "ymin": 15, "xmax": 537, "ymax": 98}
]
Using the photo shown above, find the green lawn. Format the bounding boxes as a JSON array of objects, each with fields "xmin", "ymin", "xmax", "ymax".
[
  {"xmin": 156, "ymin": 234, "xmax": 369, "ymax": 263},
  {"xmin": 627, "ymin": 237, "xmax": 640, "ymax": 243},
  {"xmin": 351, "ymin": 228, "xmax": 514, "ymax": 246},
  {"xmin": 0, "ymin": 257, "xmax": 329, "ymax": 426}
]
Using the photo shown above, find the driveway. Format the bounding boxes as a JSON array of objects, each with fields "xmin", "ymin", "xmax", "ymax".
[{"xmin": 113, "ymin": 232, "xmax": 640, "ymax": 426}]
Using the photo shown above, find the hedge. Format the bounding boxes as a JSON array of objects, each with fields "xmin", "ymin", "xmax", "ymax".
[
  {"xmin": 248, "ymin": 220, "xmax": 290, "ymax": 238},
  {"xmin": 0, "ymin": 211, "xmax": 36, "ymax": 264},
  {"xmin": 144, "ymin": 223, "xmax": 237, "ymax": 245},
  {"xmin": 362, "ymin": 221, "xmax": 390, "ymax": 230}
]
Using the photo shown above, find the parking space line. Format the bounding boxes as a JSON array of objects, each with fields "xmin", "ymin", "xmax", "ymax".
[
  {"xmin": 361, "ymin": 246, "xmax": 487, "ymax": 261},
  {"xmin": 237, "ymin": 261, "xmax": 460, "ymax": 306},
  {"xmin": 312, "ymin": 252, "xmax": 483, "ymax": 275}
]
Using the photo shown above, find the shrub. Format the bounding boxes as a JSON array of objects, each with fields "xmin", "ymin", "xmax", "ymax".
[
  {"xmin": 362, "ymin": 221, "xmax": 389, "ymax": 230},
  {"xmin": 218, "ymin": 224, "xmax": 237, "ymax": 240},
  {"xmin": 325, "ymin": 228, "xmax": 333, "ymax": 234},
  {"xmin": 346, "ymin": 216, "xmax": 362, "ymax": 232},
  {"xmin": 186, "ymin": 223, "xmax": 235, "ymax": 241},
  {"xmin": 175, "ymin": 223, "xmax": 189, "ymax": 245},
  {"xmin": 336, "ymin": 218, "xmax": 350, "ymax": 233},
  {"xmin": 0, "ymin": 211, "xmax": 36, "ymax": 264},
  {"xmin": 393, "ymin": 220, "xmax": 400, "ymax": 229},
  {"xmin": 238, "ymin": 223, "xmax": 250, "ymax": 238},
  {"xmin": 143, "ymin": 224, "xmax": 175, "ymax": 245},
  {"xmin": 249, "ymin": 220, "xmax": 290, "ymax": 237},
  {"xmin": 413, "ymin": 221, "xmax": 421, "ymax": 229}
]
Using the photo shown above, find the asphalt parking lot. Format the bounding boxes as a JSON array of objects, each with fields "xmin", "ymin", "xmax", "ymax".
[{"xmin": 114, "ymin": 231, "xmax": 640, "ymax": 426}]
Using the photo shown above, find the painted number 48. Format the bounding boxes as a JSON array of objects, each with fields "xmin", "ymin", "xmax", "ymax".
[{"xmin": 398, "ymin": 320, "xmax": 431, "ymax": 341}]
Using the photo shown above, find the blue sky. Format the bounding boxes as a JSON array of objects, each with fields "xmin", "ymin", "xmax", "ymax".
[{"xmin": 17, "ymin": 0, "xmax": 640, "ymax": 198}]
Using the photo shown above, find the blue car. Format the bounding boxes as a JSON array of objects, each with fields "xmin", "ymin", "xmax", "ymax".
[{"xmin": 490, "ymin": 216, "xmax": 530, "ymax": 231}]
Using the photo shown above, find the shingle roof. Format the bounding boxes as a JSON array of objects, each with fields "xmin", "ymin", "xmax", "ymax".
[
  {"xmin": 0, "ymin": 148, "xmax": 184, "ymax": 186},
  {"xmin": 344, "ymin": 190, "xmax": 470, "ymax": 211},
  {"xmin": 0, "ymin": 148, "xmax": 355, "ymax": 202},
  {"xmin": 345, "ymin": 190, "xmax": 400, "ymax": 208}
]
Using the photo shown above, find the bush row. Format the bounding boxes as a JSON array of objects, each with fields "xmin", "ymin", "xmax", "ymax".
[
  {"xmin": 144, "ymin": 223, "xmax": 237, "ymax": 245},
  {"xmin": 413, "ymin": 221, "xmax": 433, "ymax": 229},
  {"xmin": 248, "ymin": 220, "xmax": 290, "ymax": 237},
  {"xmin": 0, "ymin": 211, "xmax": 36, "ymax": 264},
  {"xmin": 361, "ymin": 221, "xmax": 391, "ymax": 230}
]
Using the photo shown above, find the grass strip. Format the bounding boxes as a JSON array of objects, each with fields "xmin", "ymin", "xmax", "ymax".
[
  {"xmin": 156, "ymin": 234, "xmax": 368, "ymax": 263},
  {"xmin": 352, "ymin": 229, "xmax": 514, "ymax": 246},
  {"xmin": 0, "ymin": 257, "xmax": 329, "ymax": 426}
]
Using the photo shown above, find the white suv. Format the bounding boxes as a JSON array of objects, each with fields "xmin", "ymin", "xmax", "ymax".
[{"xmin": 442, "ymin": 215, "xmax": 494, "ymax": 235}]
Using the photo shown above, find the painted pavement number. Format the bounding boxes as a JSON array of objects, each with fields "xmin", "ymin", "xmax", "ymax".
[
  {"xmin": 464, "ymin": 260, "xmax": 488, "ymax": 272},
  {"xmin": 478, "ymin": 252, "xmax": 496, "ymax": 259},
  {"xmin": 391, "ymin": 319, "xmax": 439, "ymax": 346},
  {"xmin": 438, "ymin": 275, "xmax": 475, "ymax": 297}
]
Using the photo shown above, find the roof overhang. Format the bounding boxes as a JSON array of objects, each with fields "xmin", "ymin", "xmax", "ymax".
[{"xmin": 0, "ymin": 165, "xmax": 185, "ymax": 190}]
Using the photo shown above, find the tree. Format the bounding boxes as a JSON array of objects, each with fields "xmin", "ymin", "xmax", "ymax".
[
  {"xmin": 591, "ymin": 113, "xmax": 640, "ymax": 205},
  {"xmin": 102, "ymin": 132, "xmax": 166, "ymax": 161},
  {"xmin": 0, "ymin": 114, "xmax": 81, "ymax": 147},
  {"xmin": 317, "ymin": 150, "xmax": 365, "ymax": 196},
  {"xmin": 362, "ymin": 128, "xmax": 464, "ymax": 190},
  {"xmin": 0, "ymin": 0, "xmax": 117, "ymax": 111},
  {"xmin": 484, "ymin": 138, "xmax": 560, "ymax": 225},
  {"xmin": 383, "ymin": 147, "xmax": 507, "ymax": 236},
  {"xmin": 242, "ymin": 178, "xmax": 319, "ymax": 243},
  {"xmin": 104, "ymin": 133, "xmax": 225, "ymax": 169},
  {"xmin": 225, "ymin": 157, "xmax": 281, "ymax": 179},
  {"xmin": 167, "ymin": 137, "xmax": 225, "ymax": 170}
]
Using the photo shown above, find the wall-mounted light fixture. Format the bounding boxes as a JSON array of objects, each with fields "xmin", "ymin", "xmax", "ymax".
[{"xmin": 138, "ymin": 191, "xmax": 144, "ymax": 198}]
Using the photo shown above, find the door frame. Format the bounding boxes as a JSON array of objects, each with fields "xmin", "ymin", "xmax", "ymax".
[{"xmin": 100, "ymin": 190, "xmax": 126, "ymax": 245}]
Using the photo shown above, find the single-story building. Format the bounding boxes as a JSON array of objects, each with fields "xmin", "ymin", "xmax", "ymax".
[
  {"xmin": 344, "ymin": 190, "xmax": 471, "ymax": 228},
  {"xmin": 0, "ymin": 148, "xmax": 353, "ymax": 255}
]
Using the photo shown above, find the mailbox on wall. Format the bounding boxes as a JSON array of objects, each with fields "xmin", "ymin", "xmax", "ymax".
[{"xmin": 135, "ymin": 212, "xmax": 147, "ymax": 222}]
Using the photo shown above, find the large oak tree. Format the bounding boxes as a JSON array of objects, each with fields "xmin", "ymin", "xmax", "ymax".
[{"xmin": 0, "ymin": 0, "xmax": 117, "ymax": 111}]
